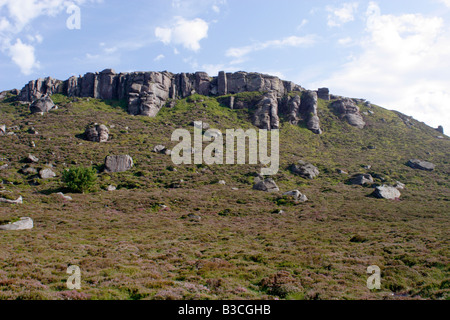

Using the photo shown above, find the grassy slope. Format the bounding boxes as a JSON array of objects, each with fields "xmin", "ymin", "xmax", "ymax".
[{"xmin": 0, "ymin": 92, "xmax": 448, "ymax": 300}]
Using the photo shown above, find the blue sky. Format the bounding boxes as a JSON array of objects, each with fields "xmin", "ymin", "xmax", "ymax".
[{"xmin": 1, "ymin": 0, "xmax": 449, "ymax": 131}]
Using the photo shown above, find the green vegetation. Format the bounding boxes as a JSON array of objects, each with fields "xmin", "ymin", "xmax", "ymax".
[
  {"xmin": 0, "ymin": 92, "xmax": 448, "ymax": 300},
  {"xmin": 62, "ymin": 166, "xmax": 97, "ymax": 194}
]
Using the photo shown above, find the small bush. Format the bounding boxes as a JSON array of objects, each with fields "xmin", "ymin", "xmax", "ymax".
[{"xmin": 62, "ymin": 166, "xmax": 97, "ymax": 193}]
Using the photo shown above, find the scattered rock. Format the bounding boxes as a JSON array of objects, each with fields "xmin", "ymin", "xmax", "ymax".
[
  {"xmin": 290, "ymin": 160, "xmax": 320, "ymax": 179},
  {"xmin": 0, "ymin": 217, "xmax": 33, "ymax": 231},
  {"xmin": 0, "ymin": 196, "xmax": 23, "ymax": 204},
  {"xmin": 253, "ymin": 177, "xmax": 280, "ymax": 192},
  {"xmin": 107, "ymin": 185, "xmax": 117, "ymax": 191},
  {"xmin": 153, "ymin": 145, "xmax": 167, "ymax": 153},
  {"xmin": 0, "ymin": 125, "xmax": 5, "ymax": 135},
  {"xmin": 192, "ymin": 121, "xmax": 210, "ymax": 131},
  {"xmin": 21, "ymin": 166, "xmax": 38, "ymax": 175},
  {"xmin": 104, "ymin": 155, "xmax": 134, "ymax": 173},
  {"xmin": 437, "ymin": 136, "xmax": 444, "ymax": 139},
  {"xmin": 30, "ymin": 96, "xmax": 57, "ymax": 114},
  {"xmin": 218, "ymin": 180, "xmax": 226, "ymax": 185},
  {"xmin": 372, "ymin": 185, "xmax": 401, "ymax": 200},
  {"xmin": 363, "ymin": 165, "xmax": 372, "ymax": 170},
  {"xmin": 394, "ymin": 181, "xmax": 405, "ymax": 190},
  {"xmin": 407, "ymin": 159, "xmax": 435, "ymax": 171},
  {"xmin": 84, "ymin": 123, "xmax": 109, "ymax": 142},
  {"xmin": 188, "ymin": 213, "xmax": 201, "ymax": 222},
  {"xmin": 39, "ymin": 168, "xmax": 56, "ymax": 179},
  {"xmin": 283, "ymin": 190, "xmax": 308, "ymax": 202},
  {"xmin": 349, "ymin": 174, "xmax": 374, "ymax": 185},
  {"xmin": 336, "ymin": 169, "xmax": 348, "ymax": 175},
  {"xmin": 0, "ymin": 164, "xmax": 8, "ymax": 170},
  {"xmin": 56, "ymin": 192, "xmax": 72, "ymax": 200},
  {"xmin": 26, "ymin": 154, "xmax": 39, "ymax": 163}
]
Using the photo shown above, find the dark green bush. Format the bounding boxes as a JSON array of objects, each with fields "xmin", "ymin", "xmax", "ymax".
[{"xmin": 62, "ymin": 166, "xmax": 97, "ymax": 193}]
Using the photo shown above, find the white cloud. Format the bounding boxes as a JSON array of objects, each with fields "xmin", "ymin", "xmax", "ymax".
[
  {"xmin": 8, "ymin": 38, "xmax": 40, "ymax": 75},
  {"xmin": 326, "ymin": 2, "xmax": 358, "ymax": 27},
  {"xmin": 155, "ymin": 17, "xmax": 209, "ymax": 52},
  {"xmin": 315, "ymin": 2, "xmax": 450, "ymax": 129},
  {"xmin": 337, "ymin": 36, "xmax": 352, "ymax": 46},
  {"xmin": 438, "ymin": 0, "xmax": 450, "ymax": 7},
  {"xmin": 226, "ymin": 35, "xmax": 317, "ymax": 63},
  {"xmin": 154, "ymin": 54, "xmax": 165, "ymax": 62},
  {"xmin": 0, "ymin": 0, "xmax": 100, "ymax": 75}
]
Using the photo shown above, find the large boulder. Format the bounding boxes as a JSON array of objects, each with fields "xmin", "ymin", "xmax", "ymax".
[
  {"xmin": 349, "ymin": 174, "xmax": 374, "ymax": 185},
  {"xmin": 330, "ymin": 98, "xmax": 365, "ymax": 129},
  {"xmin": 30, "ymin": 96, "xmax": 57, "ymax": 114},
  {"xmin": 104, "ymin": 155, "xmax": 134, "ymax": 173},
  {"xmin": 407, "ymin": 159, "xmax": 435, "ymax": 171},
  {"xmin": 84, "ymin": 123, "xmax": 109, "ymax": 142},
  {"xmin": 253, "ymin": 177, "xmax": 280, "ymax": 192},
  {"xmin": 0, "ymin": 217, "xmax": 33, "ymax": 231},
  {"xmin": 372, "ymin": 185, "xmax": 401, "ymax": 200},
  {"xmin": 290, "ymin": 160, "xmax": 320, "ymax": 179}
]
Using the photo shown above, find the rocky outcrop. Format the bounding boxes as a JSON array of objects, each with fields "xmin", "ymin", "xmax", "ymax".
[
  {"xmin": 17, "ymin": 70, "xmax": 332, "ymax": 134},
  {"xmin": 30, "ymin": 96, "xmax": 57, "ymax": 114},
  {"xmin": 317, "ymin": 88, "xmax": 330, "ymax": 100},
  {"xmin": 372, "ymin": 185, "xmax": 401, "ymax": 200},
  {"xmin": 331, "ymin": 98, "xmax": 365, "ymax": 129},
  {"xmin": 436, "ymin": 126, "xmax": 444, "ymax": 134},
  {"xmin": 407, "ymin": 159, "xmax": 435, "ymax": 171},
  {"xmin": 300, "ymin": 91, "xmax": 322, "ymax": 134},
  {"xmin": 0, "ymin": 125, "xmax": 5, "ymax": 135},
  {"xmin": 104, "ymin": 155, "xmax": 134, "ymax": 173},
  {"xmin": 84, "ymin": 123, "xmax": 109, "ymax": 142},
  {"xmin": 290, "ymin": 160, "xmax": 320, "ymax": 179},
  {"xmin": 282, "ymin": 91, "xmax": 321, "ymax": 134},
  {"xmin": 19, "ymin": 70, "xmax": 303, "ymax": 115},
  {"xmin": 253, "ymin": 91, "xmax": 279, "ymax": 130}
]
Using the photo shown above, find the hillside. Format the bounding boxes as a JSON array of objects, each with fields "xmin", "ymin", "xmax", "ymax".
[{"xmin": 0, "ymin": 72, "xmax": 449, "ymax": 300}]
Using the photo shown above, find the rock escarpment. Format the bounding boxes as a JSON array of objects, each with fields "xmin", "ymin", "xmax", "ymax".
[{"xmin": 18, "ymin": 70, "xmax": 351, "ymax": 134}]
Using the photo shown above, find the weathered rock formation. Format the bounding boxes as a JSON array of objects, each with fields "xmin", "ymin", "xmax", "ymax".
[
  {"xmin": 84, "ymin": 123, "xmax": 109, "ymax": 142},
  {"xmin": 330, "ymin": 98, "xmax": 366, "ymax": 129},
  {"xmin": 104, "ymin": 155, "xmax": 134, "ymax": 173},
  {"xmin": 253, "ymin": 91, "xmax": 280, "ymax": 130},
  {"xmin": 317, "ymin": 88, "xmax": 330, "ymax": 100},
  {"xmin": 18, "ymin": 70, "xmax": 334, "ymax": 133}
]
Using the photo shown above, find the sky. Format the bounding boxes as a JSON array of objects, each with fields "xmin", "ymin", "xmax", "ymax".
[{"xmin": 0, "ymin": 0, "xmax": 449, "ymax": 131}]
